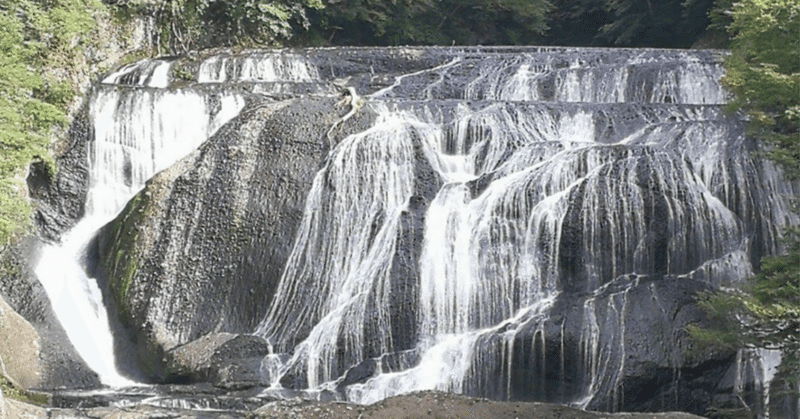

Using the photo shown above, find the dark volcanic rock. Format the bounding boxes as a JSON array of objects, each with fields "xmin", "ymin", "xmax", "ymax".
[
  {"xmin": 209, "ymin": 335, "xmax": 272, "ymax": 390},
  {"xmin": 458, "ymin": 274, "xmax": 737, "ymax": 416},
  {"xmin": 578, "ymin": 276, "xmax": 732, "ymax": 414},
  {"xmin": 93, "ymin": 96, "xmax": 377, "ymax": 380},
  {"xmin": 163, "ymin": 333, "xmax": 237, "ymax": 384}
]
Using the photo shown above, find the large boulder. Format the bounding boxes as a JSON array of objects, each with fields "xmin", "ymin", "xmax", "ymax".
[
  {"xmin": 164, "ymin": 333, "xmax": 272, "ymax": 390},
  {"xmin": 0, "ymin": 295, "xmax": 42, "ymax": 389},
  {"xmin": 93, "ymin": 96, "xmax": 377, "ymax": 380}
]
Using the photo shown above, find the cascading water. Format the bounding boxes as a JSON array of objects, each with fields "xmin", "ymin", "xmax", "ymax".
[
  {"xmin": 41, "ymin": 47, "xmax": 798, "ymax": 416},
  {"xmin": 35, "ymin": 59, "xmax": 245, "ymax": 386},
  {"xmin": 255, "ymin": 111, "xmax": 441, "ymax": 388},
  {"xmin": 246, "ymin": 48, "xmax": 797, "ymax": 412}
]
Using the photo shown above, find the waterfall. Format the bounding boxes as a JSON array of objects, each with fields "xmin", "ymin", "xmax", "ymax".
[
  {"xmin": 36, "ymin": 47, "xmax": 797, "ymax": 414},
  {"xmin": 256, "ymin": 111, "xmax": 441, "ymax": 388},
  {"xmin": 247, "ymin": 48, "xmax": 797, "ymax": 411},
  {"xmin": 732, "ymin": 348, "xmax": 784, "ymax": 419},
  {"xmin": 35, "ymin": 60, "xmax": 245, "ymax": 386},
  {"xmin": 197, "ymin": 52, "xmax": 318, "ymax": 83},
  {"xmin": 256, "ymin": 99, "xmax": 750, "ymax": 401}
]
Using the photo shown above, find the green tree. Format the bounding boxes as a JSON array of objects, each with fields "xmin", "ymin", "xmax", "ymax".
[
  {"xmin": 307, "ymin": 0, "xmax": 434, "ymax": 45},
  {"xmin": 597, "ymin": 0, "xmax": 714, "ymax": 47},
  {"xmin": 0, "ymin": 0, "xmax": 108, "ymax": 247},
  {"xmin": 542, "ymin": 0, "xmax": 720, "ymax": 48},
  {"xmin": 308, "ymin": 0, "xmax": 551, "ymax": 46},
  {"xmin": 443, "ymin": 0, "xmax": 552, "ymax": 45},
  {"xmin": 544, "ymin": 0, "xmax": 611, "ymax": 46},
  {"xmin": 135, "ymin": 0, "xmax": 324, "ymax": 53},
  {"xmin": 689, "ymin": 0, "xmax": 800, "ymax": 407},
  {"xmin": 722, "ymin": 0, "xmax": 800, "ymax": 179}
]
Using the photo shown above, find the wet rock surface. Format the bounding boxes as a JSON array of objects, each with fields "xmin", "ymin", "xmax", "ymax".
[
  {"xmin": 93, "ymin": 95, "xmax": 378, "ymax": 380},
  {"xmin": 28, "ymin": 46, "xmax": 800, "ymax": 417},
  {"xmin": 35, "ymin": 390, "xmax": 708, "ymax": 418}
]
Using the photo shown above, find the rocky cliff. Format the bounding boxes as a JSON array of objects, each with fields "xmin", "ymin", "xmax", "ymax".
[
  {"xmin": 26, "ymin": 47, "xmax": 800, "ymax": 417},
  {"xmin": 93, "ymin": 95, "xmax": 379, "ymax": 379}
]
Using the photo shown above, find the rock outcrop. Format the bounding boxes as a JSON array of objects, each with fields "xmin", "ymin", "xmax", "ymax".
[
  {"xmin": 63, "ymin": 47, "xmax": 800, "ymax": 417},
  {"xmin": 164, "ymin": 333, "xmax": 272, "ymax": 389},
  {"xmin": 93, "ymin": 96, "xmax": 377, "ymax": 380}
]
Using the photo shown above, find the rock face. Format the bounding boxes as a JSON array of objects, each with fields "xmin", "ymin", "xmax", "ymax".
[
  {"xmin": 93, "ymin": 96, "xmax": 378, "ymax": 379},
  {"xmin": 26, "ymin": 108, "xmax": 91, "ymax": 243},
  {"xmin": 164, "ymin": 333, "xmax": 273, "ymax": 390},
  {"xmin": 80, "ymin": 47, "xmax": 798, "ymax": 416},
  {"xmin": 0, "ymin": 243, "xmax": 100, "ymax": 390}
]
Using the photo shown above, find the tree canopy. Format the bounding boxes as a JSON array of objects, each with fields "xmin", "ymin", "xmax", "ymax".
[
  {"xmin": 304, "ymin": 0, "xmax": 721, "ymax": 47},
  {"xmin": 594, "ymin": 0, "xmax": 713, "ymax": 47},
  {"xmin": 142, "ymin": 0, "xmax": 324, "ymax": 53},
  {"xmin": 307, "ymin": 0, "xmax": 552, "ymax": 46}
]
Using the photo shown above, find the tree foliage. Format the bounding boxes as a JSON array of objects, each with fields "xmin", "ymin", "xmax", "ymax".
[
  {"xmin": 722, "ymin": 0, "xmax": 800, "ymax": 179},
  {"xmin": 544, "ymin": 0, "xmax": 611, "ymax": 46},
  {"xmin": 0, "ymin": 0, "xmax": 105, "ymax": 246},
  {"xmin": 689, "ymin": 0, "xmax": 800, "ymax": 398},
  {"xmin": 123, "ymin": 0, "xmax": 726, "ymax": 48},
  {"xmin": 592, "ymin": 0, "xmax": 712, "ymax": 47},
  {"xmin": 540, "ymin": 0, "xmax": 722, "ymax": 47},
  {"xmin": 689, "ymin": 231, "xmax": 800, "ymax": 382},
  {"xmin": 306, "ymin": 0, "xmax": 552, "ymax": 46},
  {"xmin": 302, "ymin": 0, "xmax": 725, "ymax": 48},
  {"xmin": 124, "ymin": 0, "xmax": 324, "ymax": 53}
]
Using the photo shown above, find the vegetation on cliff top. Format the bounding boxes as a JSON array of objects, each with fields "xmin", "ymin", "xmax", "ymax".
[
  {"xmin": 0, "ymin": 0, "xmax": 109, "ymax": 247},
  {"xmin": 116, "ymin": 0, "xmax": 324, "ymax": 54},
  {"xmin": 142, "ymin": 0, "xmax": 728, "ymax": 50}
]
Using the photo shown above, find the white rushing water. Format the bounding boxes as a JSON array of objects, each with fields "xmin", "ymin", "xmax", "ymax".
[
  {"xmin": 36, "ymin": 219, "xmax": 135, "ymax": 387},
  {"xmin": 32, "ymin": 48, "xmax": 797, "ymax": 415},
  {"xmin": 35, "ymin": 63, "xmax": 245, "ymax": 386},
  {"xmin": 256, "ymin": 111, "xmax": 442, "ymax": 388},
  {"xmin": 732, "ymin": 348, "xmax": 784, "ymax": 419},
  {"xmin": 197, "ymin": 52, "xmax": 318, "ymax": 83},
  {"xmin": 250, "ymin": 48, "xmax": 797, "ymax": 412}
]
